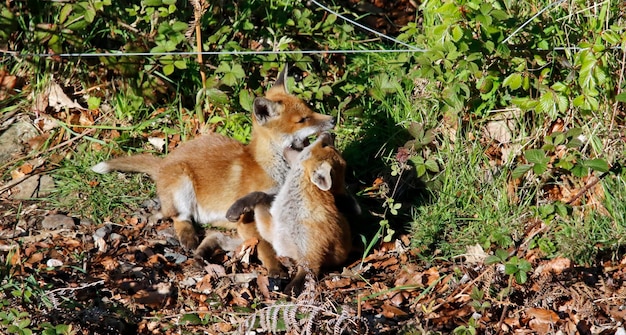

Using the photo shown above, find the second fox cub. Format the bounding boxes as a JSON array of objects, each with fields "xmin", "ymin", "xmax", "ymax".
[
  {"xmin": 226, "ymin": 132, "xmax": 359, "ymax": 294},
  {"xmin": 91, "ymin": 66, "xmax": 335, "ymax": 252}
]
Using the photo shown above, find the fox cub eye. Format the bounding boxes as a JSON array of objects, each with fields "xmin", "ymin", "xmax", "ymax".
[{"xmin": 297, "ymin": 117, "xmax": 309, "ymax": 123}]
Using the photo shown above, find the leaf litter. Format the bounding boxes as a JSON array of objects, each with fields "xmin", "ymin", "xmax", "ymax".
[
  {"xmin": 2, "ymin": 195, "xmax": 626, "ymax": 334},
  {"xmin": 1, "ymin": 72, "xmax": 625, "ymax": 335}
]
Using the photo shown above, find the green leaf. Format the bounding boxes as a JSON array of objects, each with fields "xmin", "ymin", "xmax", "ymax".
[
  {"xmin": 533, "ymin": 163, "xmax": 547, "ymax": 175},
  {"xmin": 87, "ymin": 96, "xmax": 101, "ymax": 110},
  {"xmin": 238, "ymin": 89, "xmax": 254, "ymax": 112},
  {"xmin": 425, "ymin": 159, "xmax": 439, "ymax": 173},
  {"xmin": 583, "ymin": 159, "xmax": 609, "ymax": 172},
  {"xmin": 571, "ymin": 163, "xmax": 587, "ymax": 178},
  {"xmin": 615, "ymin": 92, "xmax": 626, "ymax": 102},
  {"xmin": 407, "ymin": 122, "xmax": 425, "ymax": 140},
  {"xmin": 511, "ymin": 97, "xmax": 537, "ymax": 110},
  {"xmin": 163, "ymin": 64, "xmax": 174, "ymax": 76},
  {"xmin": 551, "ymin": 82, "xmax": 567, "ymax": 92},
  {"xmin": 518, "ymin": 259, "xmax": 532, "ymax": 272},
  {"xmin": 525, "ymin": 149, "xmax": 549, "ymax": 165},
  {"xmin": 451, "ymin": 25, "xmax": 464, "ymax": 42},
  {"xmin": 142, "ymin": 0, "xmax": 163, "ymax": 6},
  {"xmin": 511, "ymin": 164, "xmax": 532, "ymax": 179},
  {"xmin": 503, "ymin": 73, "xmax": 522, "ymax": 90},
  {"xmin": 230, "ymin": 64, "xmax": 245, "ymax": 79},
  {"xmin": 84, "ymin": 6, "xmax": 96, "ymax": 23},
  {"xmin": 180, "ymin": 313, "xmax": 202, "ymax": 324},
  {"xmin": 515, "ymin": 270, "xmax": 528, "ymax": 284},
  {"xmin": 173, "ymin": 59, "xmax": 187, "ymax": 70},
  {"xmin": 504, "ymin": 263, "xmax": 517, "ymax": 275},
  {"xmin": 485, "ymin": 255, "xmax": 501, "ymax": 265},
  {"xmin": 59, "ymin": 4, "xmax": 72, "ymax": 24}
]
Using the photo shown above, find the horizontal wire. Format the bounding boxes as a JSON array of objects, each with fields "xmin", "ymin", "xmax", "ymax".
[
  {"xmin": 308, "ymin": 0, "xmax": 421, "ymax": 51},
  {"xmin": 2, "ymin": 45, "xmax": 622, "ymax": 59},
  {"xmin": 2, "ymin": 48, "xmax": 423, "ymax": 58}
]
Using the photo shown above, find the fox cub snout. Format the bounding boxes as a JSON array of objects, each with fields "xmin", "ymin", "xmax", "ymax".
[
  {"xmin": 227, "ymin": 132, "xmax": 359, "ymax": 294},
  {"xmin": 91, "ymin": 65, "xmax": 335, "ymax": 253}
]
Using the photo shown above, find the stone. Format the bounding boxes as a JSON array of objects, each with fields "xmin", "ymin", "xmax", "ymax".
[
  {"xmin": 0, "ymin": 121, "xmax": 38, "ymax": 166},
  {"xmin": 41, "ymin": 214, "xmax": 76, "ymax": 230},
  {"xmin": 11, "ymin": 174, "xmax": 55, "ymax": 200}
]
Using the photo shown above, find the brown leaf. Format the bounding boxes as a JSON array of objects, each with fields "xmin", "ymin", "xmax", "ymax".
[
  {"xmin": 324, "ymin": 276, "xmax": 352, "ymax": 289},
  {"xmin": 133, "ymin": 283, "xmax": 174, "ymax": 307},
  {"xmin": 381, "ymin": 303, "xmax": 408, "ymax": 318},
  {"xmin": 533, "ymin": 257, "xmax": 571, "ymax": 276},
  {"xmin": 526, "ymin": 308, "xmax": 559, "ymax": 323}
]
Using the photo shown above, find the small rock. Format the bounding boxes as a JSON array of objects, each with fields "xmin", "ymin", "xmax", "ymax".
[
  {"xmin": 41, "ymin": 214, "xmax": 76, "ymax": 230},
  {"xmin": 0, "ymin": 121, "xmax": 38, "ymax": 166},
  {"xmin": 109, "ymin": 233, "xmax": 124, "ymax": 241},
  {"xmin": 94, "ymin": 225, "xmax": 112, "ymax": 238},
  {"xmin": 46, "ymin": 258, "xmax": 63, "ymax": 267},
  {"xmin": 164, "ymin": 251, "xmax": 188, "ymax": 264},
  {"xmin": 11, "ymin": 174, "xmax": 55, "ymax": 200}
]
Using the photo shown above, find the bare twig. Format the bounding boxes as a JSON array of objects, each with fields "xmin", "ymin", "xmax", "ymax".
[{"xmin": 566, "ymin": 163, "xmax": 621, "ymax": 205}]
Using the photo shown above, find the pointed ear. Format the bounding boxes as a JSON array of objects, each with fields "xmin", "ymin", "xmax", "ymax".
[
  {"xmin": 270, "ymin": 64, "xmax": 289, "ymax": 94},
  {"xmin": 311, "ymin": 161, "xmax": 333, "ymax": 191},
  {"xmin": 253, "ymin": 97, "xmax": 279, "ymax": 124}
]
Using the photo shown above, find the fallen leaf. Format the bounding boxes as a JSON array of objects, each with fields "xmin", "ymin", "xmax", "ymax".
[
  {"xmin": 526, "ymin": 307, "xmax": 559, "ymax": 322},
  {"xmin": 463, "ymin": 244, "xmax": 488, "ymax": 264},
  {"xmin": 533, "ymin": 257, "xmax": 571, "ymax": 276},
  {"xmin": 381, "ymin": 303, "xmax": 408, "ymax": 318}
]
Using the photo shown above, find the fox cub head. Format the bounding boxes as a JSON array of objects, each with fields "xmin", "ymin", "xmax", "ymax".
[
  {"xmin": 252, "ymin": 65, "xmax": 335, "ymax": 150},
  {"xmin": 285, "ymin": 132, "xmax": 347, "ymax": 194}
]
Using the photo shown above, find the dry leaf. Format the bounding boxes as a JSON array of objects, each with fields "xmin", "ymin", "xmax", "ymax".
[
  {"xmin": 381, "ymin": 303, "xmax": 408, "ymax": 318},
  {"xmin": 463, "ymin": 244, "xmax": 488, "ymax": 264},
  {"xmin": 526, "ymin": 307, "xmax": 559, "ymax": 322},
  {"xmin": 533, "ymin": 257, "xmax": 571, "ymax": 276}
]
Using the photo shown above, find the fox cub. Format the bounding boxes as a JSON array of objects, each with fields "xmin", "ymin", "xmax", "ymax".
[
  {"xmin": 91, "ymin": 66, "xmax": 335, "ymax": 253},
  {"xmin": 226, "ymin": 132, "xmax": 359, "ymax": 294}
]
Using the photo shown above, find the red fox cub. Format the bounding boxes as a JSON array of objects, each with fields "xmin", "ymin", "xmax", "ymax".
[
  {"xmin": 91, "ymin": 66, "xmax": 335, "ymax": 252},
  {"xmin": 226, "ymin": 132, "xmax": 359, "ymax": 294}
]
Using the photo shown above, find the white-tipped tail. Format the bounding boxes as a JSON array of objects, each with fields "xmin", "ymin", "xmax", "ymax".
[{"xmin": 91, "ymin": 162, "xmax": 111, "ymax": 174}]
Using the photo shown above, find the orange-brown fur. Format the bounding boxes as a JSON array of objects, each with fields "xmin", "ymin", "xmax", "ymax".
[
  {"xmin": 226, "ymin": 133, "xmax": 356, "ymax": 294},
  {"xmin": 91, "ymin": 67, "xmax": 335, "ymax": 261}
]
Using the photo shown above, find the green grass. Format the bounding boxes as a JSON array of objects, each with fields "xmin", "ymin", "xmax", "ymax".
[
  {"xmin": 1, "ymin": 0, "xmax": 625, "ymax": 266},
  {"xmin": 46, "ymin": 138, "xmax": 156, "ymax": 222}
]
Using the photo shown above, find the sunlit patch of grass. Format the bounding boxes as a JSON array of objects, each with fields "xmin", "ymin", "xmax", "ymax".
[
  {"xmin": 46, "ymin": 141, "xmax": 155, "ymax": 222},
  {"xmin": 409, "ymin": 134, "xmax": 529, "ymax": 258}
]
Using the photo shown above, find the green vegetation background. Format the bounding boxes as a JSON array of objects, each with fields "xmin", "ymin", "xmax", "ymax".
[{"xmin": 2, "ymin": 0, "xmax": 625, "ymax": 265}]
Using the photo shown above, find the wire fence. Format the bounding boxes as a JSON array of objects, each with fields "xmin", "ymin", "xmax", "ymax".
[{"xmin": 0, "ymin": 0, "xmax": 622, "ymax": 59}]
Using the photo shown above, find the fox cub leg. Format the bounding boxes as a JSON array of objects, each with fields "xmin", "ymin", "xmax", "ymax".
[
  {"xmin": 173, "ymin": 219, "xmax": 199, "ymax": 250},
  {"xmin": 226, "ymin": 192, "xmax": 284, "ymax": 277}
]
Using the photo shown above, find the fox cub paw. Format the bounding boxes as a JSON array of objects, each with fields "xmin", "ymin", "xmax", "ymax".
[
  {"xmin": 174, "ymin": 220, "xmax": 200, "ymax": 250},
  {"xmin": 226, "ymin": 192, "xmax": 275, "ymax": 222}
]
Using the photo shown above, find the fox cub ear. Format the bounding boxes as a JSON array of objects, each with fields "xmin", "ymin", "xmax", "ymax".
[
  {"xmin": 271, "ymin": 64, "xmax": 289, "ymax": 94},
  {"xmin": 253, "ymin": 97, "xmax": 281, "ymax": 124},
  {"xmin": 311, "ymin": 161, "xmax": 333, "ymax": 191}
]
